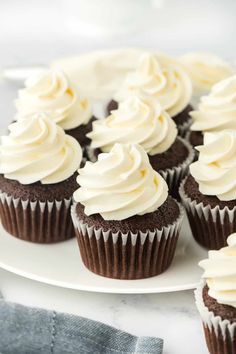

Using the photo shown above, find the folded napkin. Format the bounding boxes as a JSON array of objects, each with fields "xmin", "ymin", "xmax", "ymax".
[{"xmin": 0, "ymin": 296, "xmax": 163, "ymax": 354}]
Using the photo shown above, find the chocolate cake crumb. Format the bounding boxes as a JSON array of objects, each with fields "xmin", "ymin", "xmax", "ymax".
[
  {"xmin": 0, "ymin": 173, "xmax": 78, "ymax": 202},
  {"xmin": 107, "ymin": 99, "xmax": 118, "ymax": 115},
  {"xmin": 172, "ymin": 104, "xmax": 193, "ymax": 126},
  {"xmin": 203, "ymin": 285, "xmax": 236, "ymax": 323},
  {"xmin": 149, "ymin": 137, "xmax": 189, "ymax": 171},
  {"xmin": 184, "ymin": 175, "xmax": 236, "ymax": 209},
  {"xmin": 189, "ymin": 130, "xmax": 203, "ymax": 147},
  {"xmin": 76, "ymin": 196, "xmax": 180, "ymax": 233},
  {"xmin": 91, "ymin": 137, "xmax": 189, "ymax": 172},
  {"xmin": 66, "ymin": 116, "xmax": 96, "ymax": 147}
]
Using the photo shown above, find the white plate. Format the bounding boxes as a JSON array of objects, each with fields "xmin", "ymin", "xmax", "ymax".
[{"xmin": 0, "ymin": 216, "xmax": 207, "ymax": 294}]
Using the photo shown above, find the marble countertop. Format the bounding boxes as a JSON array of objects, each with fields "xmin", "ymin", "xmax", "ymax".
[{"xmin": 0, "ymin": 269, "xmax": 208, "ymax": 354}]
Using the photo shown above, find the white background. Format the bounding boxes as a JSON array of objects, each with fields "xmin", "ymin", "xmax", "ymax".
[{"xmin": 0, "ymin": 0, "xmax": 236, "ymax": 67}]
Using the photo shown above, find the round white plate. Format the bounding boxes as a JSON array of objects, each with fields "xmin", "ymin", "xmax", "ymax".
[{"xmin": 0, "ymin": 216, "xmax": 207, "ymax": 294}]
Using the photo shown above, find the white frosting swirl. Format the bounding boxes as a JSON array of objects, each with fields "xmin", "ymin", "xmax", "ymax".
[
  {"xmin": 114, "ymin": 53, "xmax": 192, "ymax": 117},
  {"xmin": 191, "ymin": 75, "xmax": 236, "ymax": 132},
  {"xmin": 0, "ymin": 113, "xmax": 82, "ymax": 184},
  {"xmin": 199, "ymin": 233, "xmax": 236, "ymax": 308},
  {"xmin": 190, "ymin": 131, "xmax": 236, "ymax": 201},
  {"xmin": 88, "ymin": 95, "xmax": 177, "ymax": 155},
  {"xmin": 179, "ymin": 52, "xmax": 234, "ymax": 94},
  {"xmin": 15, "ymin": 70, "xmax": 92, "ymax": 130},
  {"xmin": 73, "ymin": 143, "xmax": 168, "ymax": 220}
]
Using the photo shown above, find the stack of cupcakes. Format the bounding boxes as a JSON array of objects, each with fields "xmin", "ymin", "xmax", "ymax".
[
  {"xmin": 2, "ymin": 50, "xmax": 235, "ymax": 354},
  {"xmin": 2, "ymin": 48, "xmax": 234, "ymax": 283},
  {"xmin": 0, "ymin": 50, "xmax": 197, "ymax": 280}
]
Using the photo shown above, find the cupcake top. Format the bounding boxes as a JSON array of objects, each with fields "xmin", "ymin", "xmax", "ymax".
[
  {"xmin": 190, "ymin": 75, "xmax": 236, "ymax": 132},
  {"xmin": 0, "ymin": 113, "xmax": 82, "ymax": 184},
  {"xmin": 190, "ymin": 130, "xmax": 236, "ymax": 201},
  {"xmin": 114, "ymin": 53, "xmax": 192, "ymax": 117},
  {"xmin": 88, "ymin": 95, "xmax": 177, "ymax": 155},
  {"xmin": 179, "ymin": 52, "xmax": 234, "ymax": 94},
  {"xmin": 199, "ymin": 233, "xmax": 236, "ymax": 308},
  {"xmin": 73, "ymin": 143, "xmax": 168, "ymax": 220},
  {"xmin": 15, "ymin": 69, "xmax": 92, "ymax": 130}
]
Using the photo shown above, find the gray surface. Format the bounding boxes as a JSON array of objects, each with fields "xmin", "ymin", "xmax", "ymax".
[
  {"xmin": 0, "ymin": 294, "xmax": 163, "ymax": 354},
  {"xmin": 0, "ymin": 269, "xmax": 208, "ymax": 354}
]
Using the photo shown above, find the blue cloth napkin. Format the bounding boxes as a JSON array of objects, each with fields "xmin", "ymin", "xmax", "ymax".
[{"xmin": 0, "ymin": 296, "xmax": 163, "ymax": 354}]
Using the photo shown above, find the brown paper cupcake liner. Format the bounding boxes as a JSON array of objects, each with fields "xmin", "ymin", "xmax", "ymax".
[
  {"xmin": 71, "ymin": 203, "xmax": 184, "ymax": 279},
  {"xmin": 185, "ymin": 131, "xmax": 192, "ymax": 146},
  {"xmin": 195, "ymin": 282, "xmax": 236, "ymax": 354},
  {"xmin": 159, "ymin": 137, "xmax": 194, "ymax": 199},
  {"xmin": 179, "ymin": 177, "xmax": 236, "ymax": 250},
  {"xmin": 0, "ymin": 190, "xmax": 75, "ymax": 243},
  {"xmin": 177, "ymin": 117, "xmax": 193, "ymax": 138}
]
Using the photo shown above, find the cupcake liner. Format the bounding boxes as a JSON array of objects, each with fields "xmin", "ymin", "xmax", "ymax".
[
  {"xmin": 71, "ymin": 203, "xmax": 184, "ymax": 279},
  {"xmin": 81, "ymin": 154, "xmax": 88, "ymax": 166},
  {"xmin": 159, "ymin": 137, "xmax": 194, "ymax": 199},
  {"xmin": 195, "ymin": 282, "xmax": 236, "ymax": 354},
  {"xmin": 185, "ymin": 130, "xmax": 201, "ymax": 157},
  {"xmin": 177, "ymin": 117, "xmax": 193, "ymax": 138},
  {"xmin": 185, "ymin": 130, "xmax": 195, "ymax": 147},
  {"xmin": 179, "ymin": 177, "xmax": 236, "ymax": 250},
  {"xmin": 85, "ymin": 145, "xmax": 97, "ymax": 163},
  {"xmin": 0, "ymin": 190, "xmax": 75, "ymax": 243},
  {"xmin": 185, "ymin": 131, "xmax": 199, "ymax": 164},
  {"xmin": 185, "ymin": 130, "xmax": 191, "ymax": 144}
]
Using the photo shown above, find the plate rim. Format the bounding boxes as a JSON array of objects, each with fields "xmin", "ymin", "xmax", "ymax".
[
  {"xmin": 0, "ymin": 219, "xmax": 205, "ymax": 294},
  {"xmin": 0, "ymin": 260, "xmax": 200, "ymax": 294}
]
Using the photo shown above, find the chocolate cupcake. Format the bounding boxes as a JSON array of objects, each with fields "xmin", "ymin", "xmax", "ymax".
[
  {"xmin": 188, "ymin": 75, "xmax": 236, "ymax": 149},
  {"xmin": 0, "ymin": 113, "xmax": 82, "ymax": 243},
  {"xmin": 107, "ymin": 53, "xmax": 193, "ymax": 137},
  {"xmin": 88, "ymin": 96, "xmax": 194, "ymax": 198},
  {"xmin": 195, "ymin": 233, "xmax": 236, "ymax": 354},
  {"xmin": 179, "ymin": 52, "xmax": 234, "ymax": 108},
  {"xmin": 71, "ymin": 143, "xmax": 184, "ymax": 279},
  {"xmin": 179, "ymin": 130, "xmax": 236, "ymax": 250},
  {"xmin": 187, "ymin": 130, "xmax": 203, "ymax": 148},
  {"xmin": 15, "ymin": 69, "xmax": 95, "ymax": 148}
]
